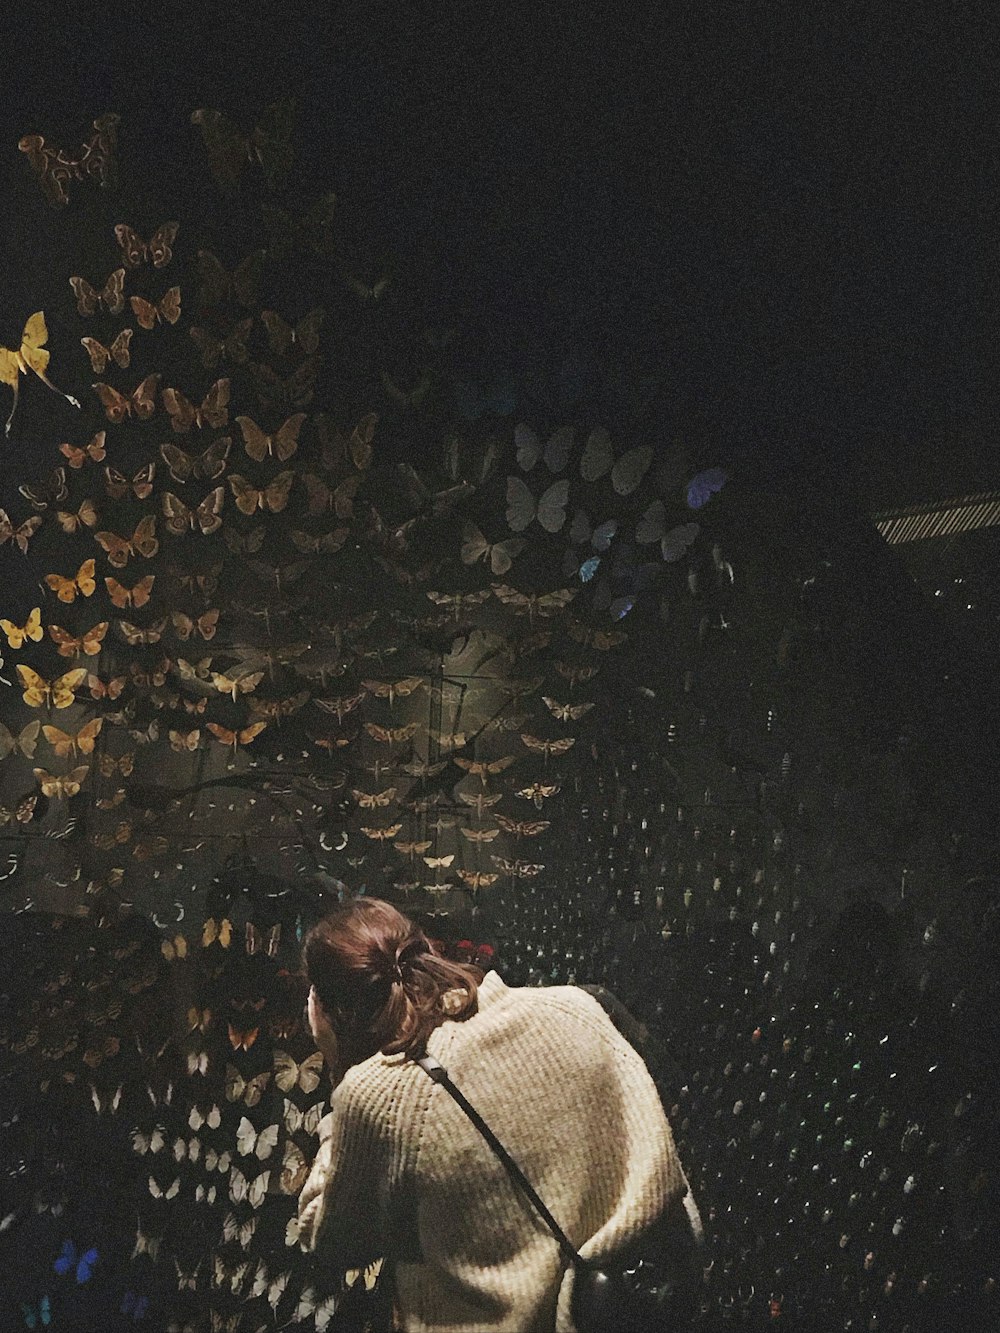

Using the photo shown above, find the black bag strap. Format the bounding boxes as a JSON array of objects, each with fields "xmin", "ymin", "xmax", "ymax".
[{"xmin": 416, "ymin": 1053, "xmax": 585, "ymax": 1269}]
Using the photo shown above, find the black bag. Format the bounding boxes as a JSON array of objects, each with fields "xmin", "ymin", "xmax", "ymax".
[{"xmin": 416, "ymin": 1053, "xmax": 702, "ymax": 1333}]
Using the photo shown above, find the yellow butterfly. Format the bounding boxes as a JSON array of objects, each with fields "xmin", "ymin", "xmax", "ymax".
[
  {"xmin": 17, "ymin": 666, "xmax": 88, "ymax": 709},
  {"xmin": 34, "ymin": 764, "xmax": 90, "ymax": 798},
  {"xmin": 0, "ymin": 311, "xmax": 81, "ymax": 435},
  {"xmin": 0, "ymin": 606, "xmax": 43, "ymax": 648},
  {"xmin": 54, "ymin": 499, "xmax": 99, "ymax": 534},
  {"xmin": 202, "ymin": 917, "xmax": 232, "ymax": 948},
  {"xmin": 161, "ymin": 935, "xmax": 188, "ymax": 962},
  {"xmin": 0, "ymin": 719, "xmax": 41, "ymax": 760},
  {"xmin": 42, "ymin": 718, "xmax": 103, "ymax": 758},
  {"xmin": 44, "ymin": 559, "xmax": 97, "ymax": 603}
]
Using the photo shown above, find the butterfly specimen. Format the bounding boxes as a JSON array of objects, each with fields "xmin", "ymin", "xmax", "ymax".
[
  {"xmin": 105, "ymin": 575, "xmax": 155, "ymax": 609},
  {"xmin": 195, "ymin": 248, "xmax": 266, "ymax": 308},
  {"xmin": 53, "ymin": 1238, "xmax": 99, "ymax": 1283},
  {"xmin": 519, "ymin": 734, "xmax": 576, "ymax": 761},
  {"xmin": 453, "ymin": 755, "xmax": 516, "ymax": 785},
  {"xmin": 294, "ymin": 1288, "xmax": 339, "ymax": 1332},
  {"xmin": 685, "ymin": 466, "xmax": 728, "ymax": 508},
  {"xmin": 0, "ymin": 794, "xmax": 37, "ymax": 825},
  {"xmin": 161, "ymin": 487, "xmax": 226, "ymax": 535},
  {"xmin": 1, "ymin": 312, "xmax": 81, "ymax": 434},
  {"xmin": 289, "ymin": 526, "xmax": 349, "ymax": 554},
  {"xmin": 104, "ymin": 463, "xmax": 155, "ymax": 501},
  {"xmin": 460, "ymin": 522, "xmax": 526, "ymax": 576},
  {"xmin": 553, "ymin": 661, "xmax": 599, "ymax": 688},
  {"xmin": 362, "ymin": 676, "xmax": 425, "ymax": 707},
  {"xmin": 496, "ymin": 814, "xmax": 550, "ymax": 837},
  {"xmin": 19, "ymin": 467, "xmax": 69, "ymax": 511},
  {"xmin": 1, "ymin": 607, "xmax": 43, "ymax": 648},
  {"xmin": 579, "ymin": 430, "xmax": 653, "ymax": 495},
  {"xmin": 1, "ymin": 508, "xmax": 42, "ymax": 554},
  {"xmin": 260, "ymin": 190, "xmax": 337, "ymax": 259},
  {"xmin": 273, "ymin": 1049, "xmax": 324, "ymax": 1094},
  {"xmin": 261, "ymin": 307, "xmax": 324, "ymax": 356},
  {"xmin": 60, "ymin": 431, "xmax": 107, "ymax": 467},
  {"xmin": 278, "ymin": 1140, "xmax": 309, "ymax": 1195},
  {"xmin": 249, "ymin": 357, "xmax": 318, "ymax": 414},
  {"xmin": 457, "ymin": 870, "xmax": 500, "ymax": 891},
  {"xmin": 235, "ymin": 411, "xmax": 306, "ymax": 463},
  {"xmin": 162, "ymin": 378, "xmax": 230, "ymax": 432},
  {"xmin": 117, "ymin": 618, "xmax": 167, "ymax": 646},
  {"xmin": 92, "ymin": 372, "xmax": 161, "ymax": 422},
  {"xmin": 491, "ymin": 584, "xmax": 576, "ymax": 621},
  {"xmin": 210, "ymin": 670, "xmax": 264, "ymax": 701},
  {"xmin": 158, "ymin": 437, "xmax": 231, "ymax": 488},
  {"xmin": 170, "ymin": 610, "xmax": 220, "ymax": 641},
  {"xmin": 130, "ymin": 286, "xmax": 181, "ymax": 328},
  {"xmin": 460, "ymin": 826, "xmax": 500, "ymax": 843},
  {"xmin": 18, "ymin": 666, "xmax": 87, "ymax": 709},
  {"xmin": 191, "ymin": 99, "xmax": 295, "ymax": 189},
  {"xmin": 236, "ymin": 1116, "xmax": 278, "ymax": 1161},
  {"xmin": 505, "ymin": 477, "xmax": 569, "ymax": 534},
  {"xmin": 225, "ymin": 1064, "xmax": 271, "ymax": 1107},
  {"xmin": 206, "ymin": 721, "xmax": 268, "ymax": 753},
  {"xmin": 94, "ymin": 516, "xmax": 159, "ymax": 567},
  {"xmin": 317, "ymin": 410, "xmax": 377, "ymax": 471},
  {"xmin": 542, "ymin": 696, "xmax": 595, "ymax": 722},
  {"xmin": 490, "ymin": 855, "xmax": 544, "ymax": 877},
  {"xmin": 0, "ymin": 719, "xmax": 40, "ymax": 760},
  {"xmin": 228, "ymin": 1022, "xmax": 259, "ymax": 1052},
  {"xmin": 565, "ymin": 619, "xmax": 627, "ymax": 650},
  {"xmin": 360, "ymin": 823, "xmax": 403, "ymax": 842},
  {"xmin": 18, "ymin": 113, "xmax": 119, "ymax": 207},
  {"xmin": 425, "ymin": 589, "xmax": 491, "ymax": 620},
  {"xmin": 190, "ymin": 317, "xmax": 252, "ymax": 368},
  {"xmin": 227, "ymin": 1167, "xmax": 270, "ymax": 1209},
  {"xmin": 96, "ymin": 752, "xmax": 134, "ymax": 778},
  {"xmin": 48, "ymin": 622, "xmax": 109, "ymax": 657},
  {"xmin": 635, "ymin": 501, "xmax": 701, "ymax": 561},
  {"xmin": 364, "ymin": 722, "xmax": 419, "ymax": 745},
  {"xmin": 114, "ymin": 221, "xmax": 179, "ymax": 268},
  {"xmin": 381, "ymin": 368, "xmax": 433, "ymax": 408},
  {"xmin": 228, "ymin": 470, "xmax": 294, "ymax": 514},
  {"xmin": 34, "ymin": 766, "xmax": 90, "ymax": 799},
  {"xmin": 54, "ymin": 499, "xmax": 99, "ymax": 533},
  {"xmin": 302, "ymin": 471, "xmax": 361, "ymax": 519},
  {"xmin": 148, "ymin": 1177, "xmax": 180, "ymax": 1200},
  {"xmin": 80, "ymin": 329, "xmax": 132, "ymax": 373}
]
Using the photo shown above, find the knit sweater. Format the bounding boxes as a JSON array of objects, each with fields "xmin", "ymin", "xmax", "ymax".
[{"xmin": 297, "ymin": 970, "xmax": 700, "ymax": 1333}]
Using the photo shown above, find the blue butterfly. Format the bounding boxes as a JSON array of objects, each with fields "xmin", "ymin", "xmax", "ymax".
[
  {"xmin": 454, "ymin": 379, "xmax": 517, "ymax": 421},
  {"xmin": 121, "ymin": 1291, "xmax": 149, "ymax": 1321},
  {"xmin": 21, "ymin": 1296, "xmax": 51, "ymax": 1329},
  {"xmin": 53, "ymin": 1238, "xmax": 99, "ymax": 1283},
  {"xmin": 686, "ymin": 467, "xmax": 728, "ymax": 509}
]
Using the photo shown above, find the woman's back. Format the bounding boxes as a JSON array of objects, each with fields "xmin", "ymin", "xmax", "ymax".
[{"xmin": 300, "ymin": 970, "xmax": 695, "ymax": 1333}]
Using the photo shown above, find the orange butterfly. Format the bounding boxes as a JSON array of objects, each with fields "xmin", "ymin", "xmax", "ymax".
[
  {"xmin": 170, "ymin": 609, "xmax": 219, "ymax": 641},
  {"xmin": 162, "ymin": 378, "xmax": 230, "ymax": 433},
  {"xmin": 42, "ymin": 718, "xmax": 103, "ymax": 758},
  {"xmin": 105, "ymin": 575, "xmax": 155, "ymax": 609},
  {"xmin": 117, "ymin": 617, "xmax": 167, "ymax": 646},
  {"xmin": 92, "ymin": 373, "xmax": 161, "ymax": 423},
  {"xmin": 161, "ymin": 487, "xmax": 225, "ymax": 535},
  {"xmin": 104, "ymin": 463, "xmax": 155, "ymax": 501},
  {"xmin": 45, "ymin": 559, "xmax": 97, "ymax": 602},
  {"xmin": 86, "ymin": 673, "xmax": 127, "ymax": 701},
  {"xmin": 227, "ymin": 471, "xmax": 294, "ymax": 515},
  {"xmin": 60, "ymin": 431, "xmax": 107, "ymax": 467},
  {"xmin": 69, "ymin": 268, "xmax": 125, "ymax": 316},
  {"xmin": 94, "ymin": 516, "xmax": 159, "ymax": 568},
  {"xmin": 235, "ymin": 412, "xmax": 305, "ymax": 463},
  {"xmin": 130, "ymin": 286, "xmax": 181, "ymax": 329},
  {"xmin": 0, "ymin": 606, "xmax": 43, "ymax": 648},
  {"xmin": 206, "ymin": 721, "xmax": 268, "ymax": 753},
  {"xmin": 159, "ymin": 436, "xmax": 231, "ymax": 483},
  {"xmin": 114, "ymin": 221, "xmax": 179, "ymax": 268},
  {"xmin": 0, "ymin": 508, "xmax": 42, "ymax": 554},
  {"xmin": 34, "ymin": 765, "xmax": 89, "ymax": 798},
  {"xmin": 48, "ymin": 620, "xmax": 109, "ymax": 657},
  {"xmin": 81, "ymin": 330, "xmax": 132, "ymax": 373},
  {"xmin": 54, "ymin": 499, "xmax": 99, "ymax": 534}
]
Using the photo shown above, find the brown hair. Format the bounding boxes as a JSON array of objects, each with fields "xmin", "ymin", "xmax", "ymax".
[{"xmin": 302, "ymin": 898, "xmax": 483, "ymax": 1064}]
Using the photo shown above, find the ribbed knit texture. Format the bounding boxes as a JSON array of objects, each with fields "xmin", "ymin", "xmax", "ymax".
[{"xmin": 298, "ymin": 971, "xmax": 699, "ymax": 1332}]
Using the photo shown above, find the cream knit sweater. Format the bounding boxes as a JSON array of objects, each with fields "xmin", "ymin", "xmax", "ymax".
[{"xmin": 298, "ymin": 970, "xmax": 700, "ymax": 1332}]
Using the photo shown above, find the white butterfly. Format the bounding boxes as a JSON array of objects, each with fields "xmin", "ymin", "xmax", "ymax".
[
  {"xmin": 580, "ymin": 429, "xmax": 653, "ymax": 494},
  {"xmin": 295, "ymin": 1286, "xmax": 340, "ymax": 1331},
  {"xmin": 505, "ymin": 476, "xmax": 569, "ymax": 533},
  {"xmin": 272, "ymin": 1049, "xmax": 324, "ymax": 1094},
  {"xmin": 284, "ymin": 1213, "xmax": 305, "ymax": 1248},
  {"xmin": 228, "ymin": 1167, "xmax": 270, "ymax": 1209},
  {"xmin": 186, "ymin": 1051, "xmax": 209, "ymax": 1076},
  {"xmin": 251, "ymin": 1262, "xmax": 290, "ymax": 1310},
  {"xmin": 236, "ymin": 1115, "xmax": 279, "ymax": 1160},
  {"xmin": 172, "ymin": 1135, "xmax": 201, "ymax": 1163},
  {"xmin": 204, "ymin": 1146, "xmax": 232, "ymax": 1174},
  {"xmin": 131, "ymin": 1125, "xmax": 166, "ymax": 1155},
  {"xmin": 188, "ymin": 1102, "xmax": 221, "ymax": 1131},
  {"xmin": 514, "ymin": 422, "xmax": 573, "ymax": 473},
  {"xmin": 146, "ymin": 1080, "xmax": 173, "ymax": 1106},
  {"xmin": 213, "ymin": 1256, "xmax": 248, "ymax": 1295},
  {"xmin": 222, "ymin": 1211, "xmax": 257, "ymax": 1250},
  {"xmin": 195, "ymin": 1183, "xmax": 217, "ymax": 1205},
  {"xmin": 90, "ymin": 1084, "xmax": 123, "ymax": 1115},
  {"xmin": 282, "ymin": 1097, "xmax": 326, "ymax": 1136},
  {"xmin": 346, "ymin": 1256, "xmax": 385, "ymax": 1291},
  {"xmin": 148, "ymin": 1175, "xmax": 180, "ymax": 1199}
]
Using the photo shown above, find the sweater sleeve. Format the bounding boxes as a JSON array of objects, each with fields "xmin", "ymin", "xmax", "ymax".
[{"xmin": 296, "ymin": 1080, "xmax": 387, "ymax": 1269}]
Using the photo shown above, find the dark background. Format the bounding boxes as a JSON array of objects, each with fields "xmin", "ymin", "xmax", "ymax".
[{"xmin": 2, "ymin": 0, "xmax": 997, "ymax": 511}]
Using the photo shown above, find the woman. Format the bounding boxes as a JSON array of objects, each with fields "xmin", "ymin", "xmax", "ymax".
[{"xmin": 298, "ymin": 898, "xmax": 702, "ymax": 1332}]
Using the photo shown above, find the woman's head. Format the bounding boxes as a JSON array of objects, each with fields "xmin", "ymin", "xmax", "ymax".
[{"xmin": 301, "ymin": 898, "xmax": 483, "ymax": 1064}]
